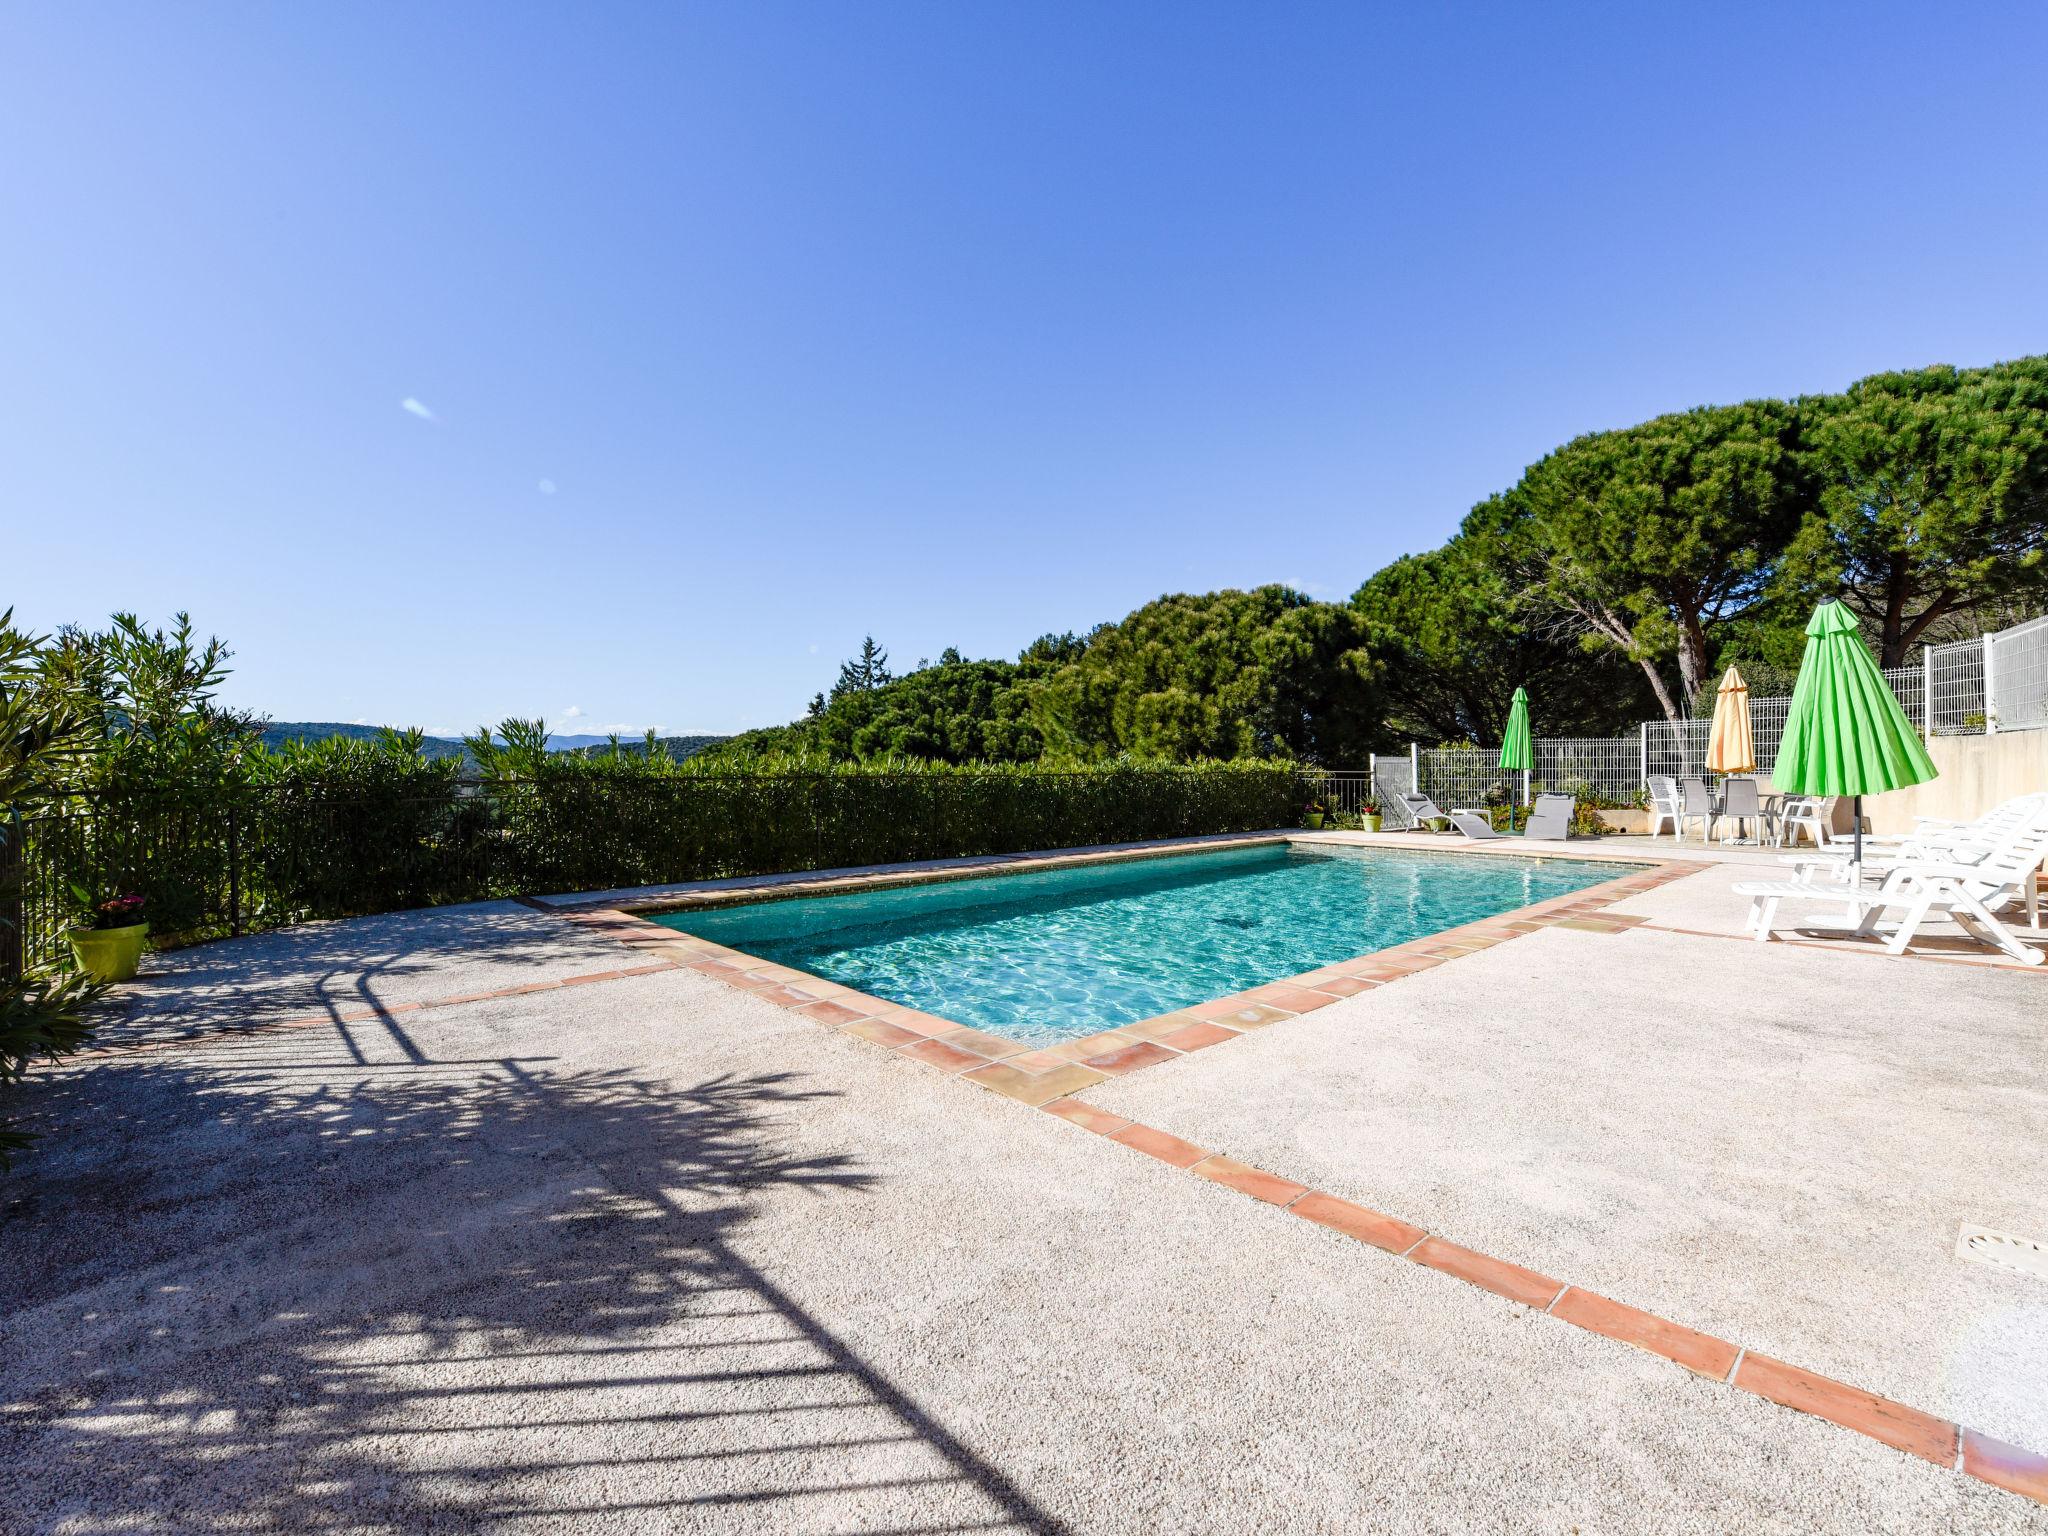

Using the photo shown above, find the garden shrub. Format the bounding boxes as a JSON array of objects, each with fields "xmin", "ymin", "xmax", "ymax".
[{"xmin": 17, "ymin": 749, "xmax": 1311, "ymax": 956}]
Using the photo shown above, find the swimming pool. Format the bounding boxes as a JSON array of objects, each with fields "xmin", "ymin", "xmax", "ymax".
[{"xmin": 658, "ymin": 842, "xmax": 1631, "ymax": 1047}]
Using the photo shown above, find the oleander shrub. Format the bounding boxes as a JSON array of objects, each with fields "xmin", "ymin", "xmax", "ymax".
[{"xmin": 244, "ymin": 731, "xmax": 484, "ymax": 919}]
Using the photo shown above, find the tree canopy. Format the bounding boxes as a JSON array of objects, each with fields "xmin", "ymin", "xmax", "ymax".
[
  {"xmin": 1510, "ymin": 401, "xmax": 1806, "ymax": 720},
  {"xmin": 833, "ymin": 636, "xmax": 894, "ymax": 698},
  {"xmin": 708, "ymin": 589, "xmax": 1385, "ymax": 768},
  {"xmin": 1351, "ymin": 498, "xmax": 1659, "ymax": 741},
  {"xmin": 703, "ymin": 652, "xmax": 1054, "ymax": 766},
  {"xmin": 1780, "ymin": 359, "xmax": 2048, "ymax": 665},
  {"xmin": 1031, "ymin": 587, "xmax": 1381, "ymax": 764}
]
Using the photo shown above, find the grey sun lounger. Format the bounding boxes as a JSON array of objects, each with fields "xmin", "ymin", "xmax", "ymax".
[
  {"xmin": 1399, "ymin": 791, "xmax": 1504, "ymax": 841},
  {"xmin": 1522, "ymin": 793, "xmax": 1575, "ymax": 842}
]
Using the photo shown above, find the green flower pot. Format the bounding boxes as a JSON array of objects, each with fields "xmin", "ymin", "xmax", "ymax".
[
  {"xmin": 1361, "ymin": 814, "xmax": 1381, "ymax": 833},
  {"xmin": 69, "ymin": 922, "xmax": 149, "ymax": 983}
]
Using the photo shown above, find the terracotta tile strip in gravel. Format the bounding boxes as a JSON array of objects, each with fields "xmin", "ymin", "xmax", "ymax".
[{"xmin": 1030, "ymin": 1097, "xmax": 2043, "ymax": 1509}]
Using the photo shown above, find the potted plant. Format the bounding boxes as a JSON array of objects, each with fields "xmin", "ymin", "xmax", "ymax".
[
  {"xmin": 1303, "ymin": 798, "xmax": 1330, "ymax": 830},
  {"xmin": 68, "ymin": 886, "xmax": 149, "ymax": 983},
  {"xmin": 1359, "ymin": 800, "xmax": 1381, "ymax": 833}
]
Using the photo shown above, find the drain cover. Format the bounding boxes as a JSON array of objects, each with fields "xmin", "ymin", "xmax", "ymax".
[{"xmin": 1956, "ymin": 1223, "xmax": 2048, "ymax": 1280}]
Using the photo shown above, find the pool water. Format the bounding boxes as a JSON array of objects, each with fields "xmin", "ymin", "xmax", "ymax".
[{"xmin": 662, "ymin": 843, "xmax": 1629, "ymax": 1047}]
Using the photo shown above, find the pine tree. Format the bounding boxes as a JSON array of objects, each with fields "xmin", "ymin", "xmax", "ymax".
[{"xmin": 833, "ymin": 637, "xmax": 892, "ymax": 698}]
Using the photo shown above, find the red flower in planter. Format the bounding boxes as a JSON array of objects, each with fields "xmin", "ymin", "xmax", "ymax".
[{"xmin": 93, "ymin": 894, "xmax": 147, "ymax": 929}]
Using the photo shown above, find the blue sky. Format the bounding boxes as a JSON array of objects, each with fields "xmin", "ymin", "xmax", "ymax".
[{"xmin": 5, "ymin": 2, "xmax": 2045, "ymax": 737}]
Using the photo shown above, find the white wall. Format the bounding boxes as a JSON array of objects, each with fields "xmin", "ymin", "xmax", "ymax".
[{"xmin": 1864, "ymin": 731, "xmax": 2048, "ymax": 834}]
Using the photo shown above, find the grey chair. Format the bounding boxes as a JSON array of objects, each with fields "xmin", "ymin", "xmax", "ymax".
[
  {"xmin": 1397, "ymin": 791, "xmax": 1454, "ymax": 833},
  {"xmin": 1401, "ymin": 790, "xmax": 1506, "ymax": 840},
  {"xmin": 1522, "ymin": 793, "xmax": 1575, "ymax": 841},
  {"xmin": 1719, "ymin": 776, "xmax": 1763, "ymax": 843},
  {"xmin": 1679, "ymin": 777, "xmax": 1715, "ymax": 842},
  {"xmin": 1446, "ymin": 808, "xmax": 1506, "ymax": 841}
]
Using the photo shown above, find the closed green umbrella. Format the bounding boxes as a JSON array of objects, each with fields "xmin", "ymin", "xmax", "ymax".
[
  {"xmin": 1771, "ymin": 600, "xmax": 1937, "ymax": 865},
  {"xmin": 1500, "ymin": 685, "xmax": 1533, "ymax": 809}
]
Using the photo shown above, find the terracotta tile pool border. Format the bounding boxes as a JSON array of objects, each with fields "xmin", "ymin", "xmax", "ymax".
[{"xmin": 554, "ymin": 838, "xmax": 1707, "ymax": 1104}]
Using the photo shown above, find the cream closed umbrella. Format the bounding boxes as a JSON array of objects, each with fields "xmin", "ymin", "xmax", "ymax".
[
  {"xmin": 1706, "ymin": 666, "xmax": 1755, "ymax": 774},
  {"xmin": 1707, "ymin": 666, "xmax": 1758, "ymax": 843}
]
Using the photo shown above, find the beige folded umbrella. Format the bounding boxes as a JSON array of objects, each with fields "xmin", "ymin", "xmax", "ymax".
[{"xmin": 1706, "ymin": 665, "xmax": 1755, "ymax": 774}]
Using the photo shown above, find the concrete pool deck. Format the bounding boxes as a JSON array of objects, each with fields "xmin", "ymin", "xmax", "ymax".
[{"xmin": 5, "ymin": 837, "xmax": 2047, "ymax": 1530}]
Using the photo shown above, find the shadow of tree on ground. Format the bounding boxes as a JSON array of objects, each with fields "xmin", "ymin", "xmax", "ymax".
[
  {"xmin": 89, "ymin": 900, "xmax": 630, "ymax": 1050},
  {"xmin": 0, "ymin": 1023, "xmax": 1067, "ymax": 1534}
]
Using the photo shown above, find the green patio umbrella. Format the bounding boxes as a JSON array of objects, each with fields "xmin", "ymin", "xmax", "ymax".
[
  {"xmin": 1500, "ymin": 685, "xmax": 1533, "ymax": 809},
  {"xmin": 1771, "ymin": 599, "xmax": 1937, "ymax": 865}
]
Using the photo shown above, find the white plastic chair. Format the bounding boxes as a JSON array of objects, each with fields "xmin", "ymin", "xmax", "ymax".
[
  {"xmin": 1776, "ymin": 795, "xmax": 1834, "ymax": 850},
  {"xmin": 1781, "ymin": 796, "xmax": 2047, "ymax": 926},
  {"xmin": 1646, "ymin": 776, "xmax": 1681, "ymax": 840},
  {"xmin": 1785, "ymin": 793, "xmax": 2046, "ymax": 884}
]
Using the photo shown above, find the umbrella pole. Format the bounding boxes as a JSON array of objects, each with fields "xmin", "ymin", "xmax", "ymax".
[{"xmin": 1853, "ymin": 794, "xmax": 1863, "ymax": 876}]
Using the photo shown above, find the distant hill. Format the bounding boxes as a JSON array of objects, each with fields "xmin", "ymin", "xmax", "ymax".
[
  {"xmin": 261, "ymin": 722, "xmax": 729, "ymax": 763},
  {"xmin": 559, "ymin": 734, "xmax": 729, "ymax": 760},
  {"xmin": 261, "ymin": 722, "xmax": 471, "ymax": 759}
]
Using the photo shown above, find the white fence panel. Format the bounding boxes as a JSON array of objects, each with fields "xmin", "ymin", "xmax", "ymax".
[
  {"xmin": 1928, "ymin": 637, "xmax": 1988, "ymax": 734},
  {"xmin": 1988, "ymin": 616, "xmax": 2048, "ymax": 733}
]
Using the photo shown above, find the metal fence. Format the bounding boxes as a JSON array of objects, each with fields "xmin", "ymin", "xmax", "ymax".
[
  {"xmin": 3, "ymin": 767, "xmax": 1312, "ymax": 976},
  {"xmin": 1646, "ymin": 665, "xmax": 1917, "ymax": 785},
  {"xmin": 1361, "ymin": 613, "xmax": 2045, "ymax": 824},
  {"xmin": 10, "ymin": 616, "xmax": 2046, "ymax": 969},
  {"xmin": 6, "ymin": 789, "xmax": 512, "ymax": 974},
  {"xmin": 1926, "ymin": 640, "xmax": 1986, "ymax": 735},
  {"xmin": 1988, "ymin": 616, "xmax": 2048, "ymax": 733}
]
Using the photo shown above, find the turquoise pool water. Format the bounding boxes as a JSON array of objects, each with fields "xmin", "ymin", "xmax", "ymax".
[{"xmin": 662, "ymin": 843, "xmax": 1628, "ymax": 1047}]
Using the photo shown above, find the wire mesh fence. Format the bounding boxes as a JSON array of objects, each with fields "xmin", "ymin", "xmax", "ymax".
[
  {"xmin": 1928, "ymin": 638, "xmax": 1988, "ymax": 735},
  {"xmin": 1534, "ymin": 736, "xmax": 1644, "ymax": 801},
  {"xmin": 1364, "ymin": 758, "xmax": 1417, "ymax": 828},
  {"xmin": 1988, "ymin": 616, "xmax": 2048, "ymax": 733},
  {"xmin": 1363, "ymin": 615, "xmax": 2038, "ymax": 818}
]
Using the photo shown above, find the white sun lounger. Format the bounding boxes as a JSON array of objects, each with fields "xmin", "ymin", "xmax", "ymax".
[
  {"xmin": 1734, "ymin": 814, "xmax": 2048, "ymax": 964},
  {"xmin": 1783, "ymin": 793, "xmax": 2046, "ymax": 883}
]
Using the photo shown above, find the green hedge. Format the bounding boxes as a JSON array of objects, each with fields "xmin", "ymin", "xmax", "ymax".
[
  {"xmin": 480, "ymin": 759, "xmax": 1306, "ymax": 893},
  {"xmin": 19, "ymin": 759, "xmax": 1311, "ymax": 960}
]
